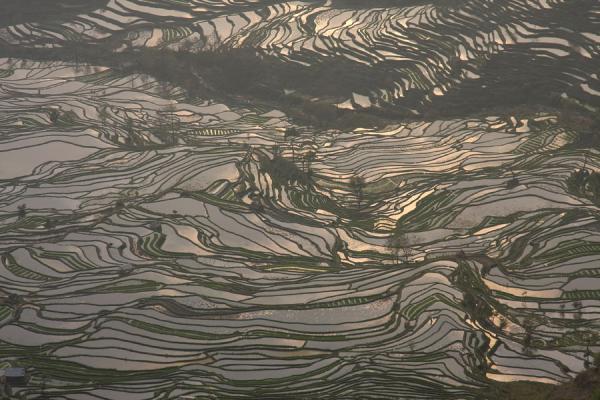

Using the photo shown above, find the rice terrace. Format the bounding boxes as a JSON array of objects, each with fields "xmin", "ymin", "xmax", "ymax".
[{"xmin": 0, "ymin": 0, "xmax": 599, "ymax": 399}]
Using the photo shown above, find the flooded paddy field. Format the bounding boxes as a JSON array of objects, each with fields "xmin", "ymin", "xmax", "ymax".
[
  {"xmin": 1, "ymin": 1, "xmax": 600, "ymax": 399},
  {"xmin": 2, "ymin": 0, "xmax": 600, "ymax": 113}
]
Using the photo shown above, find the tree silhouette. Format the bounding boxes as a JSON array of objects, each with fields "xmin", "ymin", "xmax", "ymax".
[
  {"xmin": 349, "ymin": 175, "xmax": 366, "ymax": 209},
  {"xmin": 304, "ymin": 150, "xmax": 316, "ymax": 173},
  {"xmin": 594, "ymin": 352, "xmax": 600, "ymax": 371},
  {"xmin": 386, "ymin": 231, "xmax": 411, "ymax": 263},
  {"xmin": 17, "ymin": 204, "xmax": 27, "ymax": 220},
  {"xmin": 125, "ymin": 117, "xmax": 135, "ymax": 141},
  {"xmin": 49, "ymin": 109, "xmax": 60, "ymax": 125}
]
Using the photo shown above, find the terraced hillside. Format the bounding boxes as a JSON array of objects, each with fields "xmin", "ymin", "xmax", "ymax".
[
  {"xmin": 2, "ymin": 0, "xmax": 600, "ymax": 114},
  {"xmin": 0, "ymin": 1, "xmax": 599, "ymax": 400}
]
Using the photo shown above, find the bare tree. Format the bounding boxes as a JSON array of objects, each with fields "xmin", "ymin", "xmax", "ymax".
[
  {"xmin": 386, "ymin": 234, "xmax": 401, "ymax": 263},
  {"xmin": 290, "ymin": 136, "xmax": 296, "ymax": 162},
  {"xmin": 124, "ymin": 116, "xmax": 135, "ymax": 143},
  {"xmin": 17, "ymin": 204, "xmax": 27, "ymax": 220},
  {"xmin": 387, "ymin": 231, "xmax": 413, "ymax": 263},
  {"xmin": 304, "ymin": 150, "xmax": 316, "ymax": 173},
  {"xmin": 168, "ymin": 104, "xmax": 179, "ymax": 143},
  {"xmin": 203, "ymin": 31, "xmax": 220, "ymax": 52},
  {"xmin": 49, "ymin": 109, "xmax": 60, "ymax": 125},
  {"xmin": 350, "ymin": 175, "xmax": 366, "ymax": 209},
  {"xmin": 71, "ymin": 32, "xmax": 86, "ymax": 68}
]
